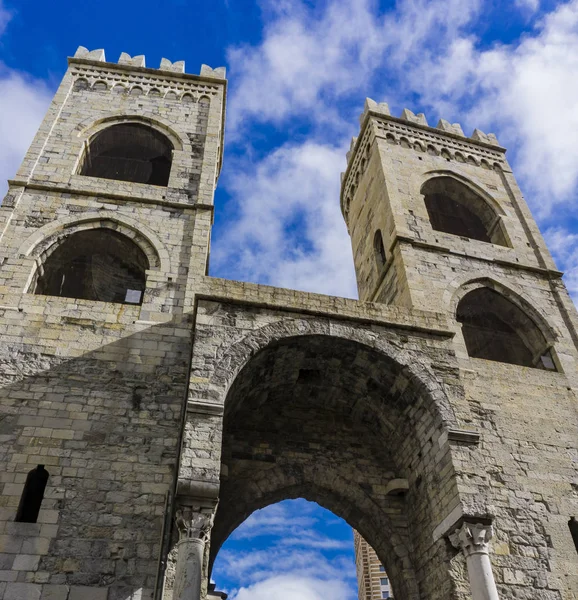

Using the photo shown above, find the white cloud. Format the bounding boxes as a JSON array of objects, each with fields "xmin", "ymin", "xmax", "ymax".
[
  {"xmin": 230, "ymin": 503, "xmax": 318, "ymax": 539},
  {"xmin": 215, "ymin": 141, "xmax": 358, "ymax": 298},
  {"xmin": 213, "ymin": 501, "xmax": 357, "ymax": 598},
  {"xmin": 544, "ymin": 226, "xmax": 578, "ymax": 298},
  {"xmin": 515, "ymin": 0, "xmax": 540, "ymax": 11},
  {"xmin": 0, "ymin": 69, "xmax": 53, "ymax": 201},
  {"xmin": 218, "ymin": 0, "xmax": 488, "ymax": 296},
  {"xmin": 226, "ymin": 0, "xmax": 482, "ymax": 135},
  {"xmin": 0, "ymin": 3, "xmax": 53, "ymax": 200},
  {"xmin": 406, "ymin": 0, "xmax": 578, "ymax": 217},
  {"xmin": 231, "ymin": 574, "xmax": 354, "ymax": 600}
]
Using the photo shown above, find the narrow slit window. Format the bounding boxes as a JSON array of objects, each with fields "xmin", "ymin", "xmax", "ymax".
[
  {"xmin": 16, "ymin": 465, "xmax": 49, "ymax": 523},
  {"xmin": 569, "ymin": 517, "xmax": 578, "ymax": 554},
  {"xmin": 374, "ymin": 230, "xmax": 386, "ymax": 270}
]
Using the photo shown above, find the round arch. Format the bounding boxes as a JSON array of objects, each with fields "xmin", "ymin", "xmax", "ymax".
[
  {"xmin": 446, "ymin": 276, "xmax": 560, "ymax": 370},
  {"xmin": 18, "ymin": 212, "xmax": 170, "ymax": 274},
  {"xmin": 209, "ymin": 319, "xmax": 458, "ymax": 425},
  {"xmin": 75, "ymin": 113, "xmax": 188, "ymax": 153},
  {"xmin": 207, "ymin": 328, "xmax": 465, "ymax": 600}
]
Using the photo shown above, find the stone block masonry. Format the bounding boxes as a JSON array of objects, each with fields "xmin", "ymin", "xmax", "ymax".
[{"xmin": 0, "ymin": 47, "xmax": 577, "ymax": 600}]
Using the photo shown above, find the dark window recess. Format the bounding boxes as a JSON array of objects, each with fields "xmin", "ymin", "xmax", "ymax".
[
  {"xmin": 569, "ymin": 517, "xmax": 578, "ymax": 554},
  {"xmin": 35, "ymin": 229, "xmax": 149, "ymax": 305},
  {"xmin": 457, "ymin": 288, "xmax": 556, "ymax": 370},
  {"xmin": 80, "ymin": 123, "xmax": 173, "ymax": 186},
  {"xmin": 424, "ymin": 193, "xmax": 491, "ymax": 242},
  {"xmin": 421, "ymin": 177, "xmax": 509, "ymax": 246},
  {"xmin": 16, "ymin": 465, "xmax": 49, "ymax": 523},
  {"xmin": 374, "ymin": 230, "xmax": 386, "ymax": 269}
]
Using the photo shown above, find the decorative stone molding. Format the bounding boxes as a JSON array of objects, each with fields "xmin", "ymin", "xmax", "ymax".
[
  {"xmin": 175, "ymin": 506, "xmax": 215, "ymax": 542},
  {"xmin": 450, "ymin": 522, "xmax": 493, "ymax": 557},
  {"xmin": 187, "ymin": 399, "xmax": 224, "ymax": 416},
  {"xmin": 70, "ymin": 64, "xmax": 220, "ymax": 101},
  {"xmin": 340, "ymin": 106, "xmax": 507, "ymax": 221},
  {"xmin": 447, "ymin": 428, "xmax": 481, "ymax": 445}
]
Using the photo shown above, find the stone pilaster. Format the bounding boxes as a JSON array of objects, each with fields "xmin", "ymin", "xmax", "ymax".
[{"xmin": 450, "ymin": 522, "xmax": 499, "ymax": 600}]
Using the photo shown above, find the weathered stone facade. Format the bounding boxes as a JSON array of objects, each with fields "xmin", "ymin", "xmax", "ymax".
[{"xmin": 0, "ymin": 49, "xmax": 577, "ymax": 600}]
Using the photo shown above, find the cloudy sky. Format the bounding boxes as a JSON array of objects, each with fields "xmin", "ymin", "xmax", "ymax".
[{"xmin": 2, "ymin": 0, "xmax": 578, "ymax": 597}]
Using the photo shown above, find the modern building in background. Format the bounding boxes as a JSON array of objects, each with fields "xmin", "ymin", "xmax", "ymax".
[
  {"xmin": 0, "ymin": 46, "xmax": 577, "ymax": 600},
  {"xmin": 354, "ymin": 531, "xmax": 393, "ymax": 599}
]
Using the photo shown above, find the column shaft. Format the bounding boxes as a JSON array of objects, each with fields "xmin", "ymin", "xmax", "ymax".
[{"xmin": 173, "ymin": 538, "xmax": 205, "ymax": 600}]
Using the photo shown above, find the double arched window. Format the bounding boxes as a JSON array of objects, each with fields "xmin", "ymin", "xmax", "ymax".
[
  {"xmin": 457, "ymin": 287, "xmax": 556, "ymax": 370},
  {"xmin": 421, "ymin": 177, "xmax": 509, "ymax": 246},
  {"xmin": 34, "ymin": 229, "xmax": 149, "ymax": 304},
  {"xmin": 80, "ymin": 123, "xmax": 173, "ymax": 186}
]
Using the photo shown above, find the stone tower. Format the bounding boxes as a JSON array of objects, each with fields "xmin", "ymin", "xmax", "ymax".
[{"xmin": 0, "ymin": 49, "xmax": 577, "ymax": 600}]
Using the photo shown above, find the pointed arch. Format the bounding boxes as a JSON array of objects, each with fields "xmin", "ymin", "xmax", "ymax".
[
  {"xmin": 454, "ymin": 280, "xmax": 558, "ymax": 369},
  {"xmin": 420, "ymin": 174, "xmax": 510, "ymax": 246},
  {"xmin": 448, "ymin": 276, "xmax": 559, "ymax": 344}
]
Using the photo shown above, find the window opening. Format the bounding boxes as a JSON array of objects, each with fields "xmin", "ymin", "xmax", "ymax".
[
  {"xmin": 569, "ymin": 517, "xmax": 578, "ymax": 554},
  {"xmin": 425, "ymin": 193, "xmax": 490, "ymax": 242},
  {"xmin": 421, "ymin": 177, "xmax": 508, "ymax": 246},
  {"xmin": 457, "ymin": 287, "xmax": 556, "ymax": 370},
  {"xmin": 374, "ymin": 230, "xmax": 386, "ymax": 270},
  {"xmin": 35, "ymin": 229, "xmax": 149, "ymax": 305},
  {"xmin": 80, "ymin": 123, "xmax": 173, "ymax": 186},
  {"xmin": 15, "ymin": 465, "xmax": 49, "ymax": 523}
]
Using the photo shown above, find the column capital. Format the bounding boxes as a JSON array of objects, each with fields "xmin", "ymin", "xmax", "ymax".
[
  {"xmin": 175, "ymin": 505, "xmax": 215, "ymax": 542},
  {"xmin": 449, "ymin": 522, "xmax": 493, "ymax": 558}
]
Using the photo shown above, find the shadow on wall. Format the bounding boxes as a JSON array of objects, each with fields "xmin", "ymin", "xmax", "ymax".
[{"xmin": 0, "ymin": 312, "xmax": 195, "ymax": 600}]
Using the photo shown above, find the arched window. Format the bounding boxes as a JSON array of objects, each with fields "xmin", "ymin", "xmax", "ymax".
[
  {"xmin": 80, "ymin": 123, "xmax": 173, "ymax": 186},
  {"xmin": 16, "ymin": 465, "xmax": 49, "ymax": 523},
  {"xmin": 374, "ymin": 230, "xmax": 386, "ymax": 270},
  {"xmin": 35, "ymin": 229, "xmax": 149, "ymax": 304},
  {"xmin": 421, "ymin": 177, "xmax": 508, "ymax": 246},
  {"xmin": 457, "ymin": 287, "xmax": 556, "ymax": 370}
]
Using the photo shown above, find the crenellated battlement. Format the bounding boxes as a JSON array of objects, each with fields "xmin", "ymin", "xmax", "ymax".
[
  {"xmin": 72, "ymin": 46, "xmax": 226, "ymax": 79},
  {"xmin": 341, "ymin": 98, "xmax": 505, "ymax": 219}
]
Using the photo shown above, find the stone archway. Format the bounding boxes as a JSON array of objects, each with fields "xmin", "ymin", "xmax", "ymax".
[{"xmin": 209, "ymin": 333, "xmax": 463, "ymax": 600}]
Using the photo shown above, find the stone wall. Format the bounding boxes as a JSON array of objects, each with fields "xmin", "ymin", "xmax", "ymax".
[{"xmin": 0, "ymin": 49, "xmax": 225, "ymax": 600}]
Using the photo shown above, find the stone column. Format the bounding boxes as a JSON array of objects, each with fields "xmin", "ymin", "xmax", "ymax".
[
  {"xmin": 450, "ymin": 522, "xmax": 499, "ymax": 600},
  {"xmin": 173, "ymin": 505, "xmax": 215, "ymax": 600}
]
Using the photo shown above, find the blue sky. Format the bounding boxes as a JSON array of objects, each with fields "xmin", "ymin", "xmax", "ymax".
[{"xmin": 2, "ymin": 0, "xmax": 578, "ymax": 597}]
